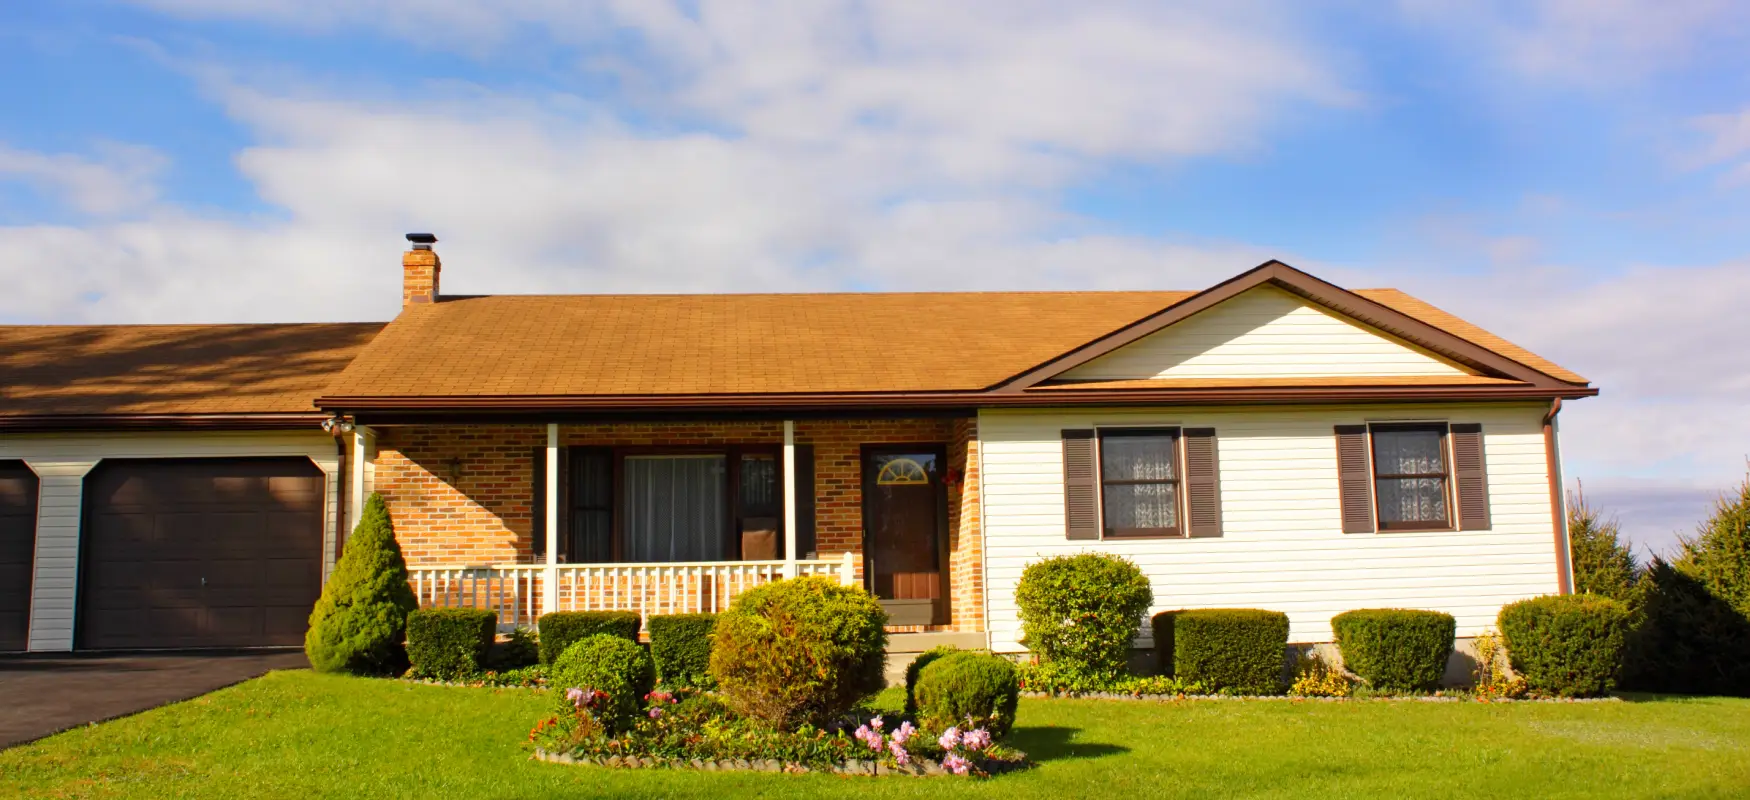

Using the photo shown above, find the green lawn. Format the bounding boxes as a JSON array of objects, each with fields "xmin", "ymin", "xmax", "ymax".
[{"xmin": 4, "ymin": 671, "xmax": 1748, "ymax": 799}]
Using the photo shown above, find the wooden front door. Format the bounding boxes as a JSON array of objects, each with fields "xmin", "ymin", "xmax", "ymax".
[{"xmin": 862, "ymin": 446, "xmax": 948, "ymax": 626}]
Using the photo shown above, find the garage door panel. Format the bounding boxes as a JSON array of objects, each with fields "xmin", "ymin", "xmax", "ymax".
[
  {"xmin": 80, "ymin": 458, "xmax": 325, "ymax": 650},
  {"xmin": 1, "ymin": 462, "xmax": 39, "ymax": 652}
]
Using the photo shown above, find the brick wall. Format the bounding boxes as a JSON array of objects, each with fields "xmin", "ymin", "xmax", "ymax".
[{"xmin": 372, "ymin": 417, "xmax": 985, "ymax": 631}]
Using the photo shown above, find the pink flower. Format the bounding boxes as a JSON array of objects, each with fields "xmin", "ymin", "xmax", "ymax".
[
  {"xmin": 648, "ymin": 707, "xmax": 664, "ymax": 720},
  {"xmin": 888, "ymin": 739, "xmax": 910, "ymax": 766},
  {"xmin": 870, "ymin": 715, "xmax": 885, "ymax": 731},
  {"xmin": 938, "ymin": 726, "xmax": 962, "ymax": 751},
  {"xmin": 942, "ymin": 753, "xmax": 970, "ymax": 775},
  {"xmin": 892, "ymin": 721, "xmax": 916, "ymax": 745},
  {"xmin": 854, "ymin": 725, "xmax": 872, "ymax": 742},
  {"xmin": 565, "ymin": 688, "xmax": 585, "ymax": 703},
  {"xmin": 962, "ymin": 728, "xmax": 991, "ymax": 752}
]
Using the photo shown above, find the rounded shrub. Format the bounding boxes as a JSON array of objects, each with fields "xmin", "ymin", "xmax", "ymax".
[
  {"xmin": 648, "ymin": 613, "xmax": 717, "ymax": 688},
  {"xmin": 304, "ymin": 493, "xmax": 419, "ymax": 675},
  {"xmin": 1014, "ymin": 553, "xmax": 1153, "ymax": 680},
  {"xmin": 903, "ymin": 645, "xmax": 962, "ymax": 715},
  {"xmin": 1331, "ymin": 609, "xmax": 1456, "ymax": 693},
  {"xmin": 538, "ymin": 610, "xmax": 641, "ymax": 666},
  {"xmin": 709, "ymin": 576, "xmax": 888, "ymax": 729},
  {"xmin": 913, "ymin": 652, "xmax": 1021, "ymax": 738},
  {"xmin": 1498, "ymin": 594, "xmax": 1631, "ymax": 698},
  {"xmin": 1154, "ymin": 609, "xmax": 1289, "ymax": 694},
  {"xmin": 550, "ymin": 633, "xmax": 656, "ymax": 733},
  {"xmin": 406, "ymin": 607, "xmax": 497, "ymax": 680}
]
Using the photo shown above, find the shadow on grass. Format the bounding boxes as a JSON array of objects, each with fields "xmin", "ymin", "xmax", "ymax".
[{"xmin": 1007, "ymin": 726, "xmax": 1128, "ymax": 762}]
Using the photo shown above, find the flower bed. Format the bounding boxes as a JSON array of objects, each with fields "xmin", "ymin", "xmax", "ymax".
[{"xmin": 530, "ymin": 690, "xmax": 1028, "ymax": 777}]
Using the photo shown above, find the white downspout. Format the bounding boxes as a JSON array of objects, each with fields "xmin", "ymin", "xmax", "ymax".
[
  {"xmin": 783, "ymin": 420, "xmax": 798, "ymax": 579},
  {"xmin": 543, "ymin": 423, "xmax": 559, "ymax": 615}
]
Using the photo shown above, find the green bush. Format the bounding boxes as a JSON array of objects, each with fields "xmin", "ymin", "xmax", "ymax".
[
  {"xmin": 550, "ymin": 634, "xmax": 655, "ymax": 733},
  {"xmin": 405, "ymin": 607, "xmax": 497, "ymax": 680},
  {"xmin": 1622, "ymin": 560, "xmax": 1750, "ymax": 696},
  {"xmin": 1014, "ymin": 553, "xmax": 1153, "ymax": 680},
  {"xmin": 1331, "ymin": 609, "xmax": 1456, "ymax": 692},
  {"xmin": 1676, "ymin": 477, "xmax": 1750, "ymax": 618},
  {"xmin": 913, "ymin": 651, "xmax": 1021, "ymax": 738},
  {"xmin": 709, "ymin": 576, "xmax": 887, "ymax": 729},
  {"xmin": 1499, "ymin": 594, "xmax": 1631, "ymax": 698},
  {"xmin": 1154, "ymin": 609, "xmax": 1289, "ymax": 694},
  {"xmin": 538, "ymin": 611, "xmax": 641, "ymax": 665},
  {"xmin": 903, "ymin": 645, "xmax": 962, "ymax": 715},
  {"xmin": 1568, "ymin": 492, "xmax": 1640, "ymax": 602},
  {"xmin": 304, "ymin": 493, "xmax": 419, "ymax": 675},
  {"xmin": 648, "ymin": 613, "xmax": 717, "ymax": 688},
  {"xmin": 487, "ymin": 626, "xmax": 540, "ymax": 671}
]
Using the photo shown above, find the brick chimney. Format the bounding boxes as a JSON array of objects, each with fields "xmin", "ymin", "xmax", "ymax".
[{"xmin": 403, "ymin": 232, "xmax": 440, "ymax": 306}]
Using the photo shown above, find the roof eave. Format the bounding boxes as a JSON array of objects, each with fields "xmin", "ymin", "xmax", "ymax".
[{"xmin": 0, "ymin": 413, "xmax": 333, "ymax": 432}]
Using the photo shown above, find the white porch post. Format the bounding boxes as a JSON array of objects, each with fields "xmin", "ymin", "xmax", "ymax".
[
  {"xmin": 348, "ymin": 426, "xmax": 375, "ymax": 530},
  {"xmin": 783, "ymin": 420, "xmax": 798, "ymax": 578},
  {"xmin": 543, "ymin": 423, "xmax": 560, "ymax": 615}
]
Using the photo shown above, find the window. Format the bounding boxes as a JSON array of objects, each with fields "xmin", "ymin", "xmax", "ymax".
[
  {"xmin": 1098, "ymin": 428, "xmax": 1181, "ymax": 537},
  {"xmin": 554, "ymin": 446, "xmax": 792, "ymax": 564},
  {"xmin": 623, "ymin": 455, "xmax": 730, "ymax": 562},
  {"xmin": 1370, "ymin": 424, "xmax": 1452, "ymax": 531}
]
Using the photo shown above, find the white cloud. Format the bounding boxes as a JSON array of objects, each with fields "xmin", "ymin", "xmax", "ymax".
[{"xmin": 0, "ymin": 142, "xmax": 167, "ymax": 216}]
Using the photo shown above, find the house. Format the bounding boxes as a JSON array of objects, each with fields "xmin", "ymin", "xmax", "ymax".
[{"xmin": 0, "ymin": 234, "xmax": 1595, "ymax": 662}]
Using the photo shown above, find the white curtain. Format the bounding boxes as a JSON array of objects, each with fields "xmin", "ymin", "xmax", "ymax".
[
  {"xmin": 1373, "ymin": 430, "xmax": 1448, "ymax": 523},
  {"xmin": 623, "ymin": 455, "xmax": 728, "ymax": 562}
]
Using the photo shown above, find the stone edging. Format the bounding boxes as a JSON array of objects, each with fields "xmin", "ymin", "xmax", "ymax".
[
  {"xmin": 532, "ymin": 748, "xmax": 1028, "ymax": 776},
  {"xmin": 1021, "ymin": 691, "xmax": 1623, "ymax": 703}
]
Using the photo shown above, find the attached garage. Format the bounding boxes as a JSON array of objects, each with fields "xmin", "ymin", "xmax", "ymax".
[
  {"xmin": 76, "ymin": 458, "xmax": 327, "ymax": 650},
  {"xmin": 1, "ymin": 461, "xmax": 38, "ymax": 652}
]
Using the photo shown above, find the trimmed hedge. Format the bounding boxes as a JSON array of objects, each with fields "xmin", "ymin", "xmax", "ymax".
[
  {"xmin": 1154, "ymin": 609, "xmax": 1289, "ymax": 694},
  {"xmin": 709, "ymin": 576, "xmax": 888, "ymax": 729},
  {"xmin": 1499, "ymin": 594, "xmax": 1631, "ymax": 698},
  {"xmin": 550, "ymin": 634, "xmax": 655, "ymax": 733},
  {"xmin": 304, "ymin": 493, "xmax": 419, "ymax": 675},
  {"xmin": 405, "ymin": 607, "xmax": 497, "ymax": 680},
  {"xmin": 538, "ymin": 611, "xmax": 641, "ymax": 666},
  {"xmin": 913, "ymin": 651, "xmax": 1021, "ymax": 738},
  {"xmin": 1331, "ymin": 609, "xmax": 1456, "ymax": 692},
  {"xmin": 1014, "ymin": 553, "xmax": 1153, "ymax": 680},
  {"xmin": 649, "ymin": 613, "xmax": 717, "ymax": 688},
  {"xmin": 903, "ymin": 645, "xmax": 962, "ymax": 715}
]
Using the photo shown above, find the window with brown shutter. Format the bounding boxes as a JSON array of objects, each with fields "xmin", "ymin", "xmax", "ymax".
[
  {"xmin": 1098, "ymin": 427, "xmax": 1182, "ymax": 538},
  {"xmin": 1335, "ymin": 425, "xmax": 1375, "ymax": 533},
  {"xmin": 1183, "ymin": 428, "xmax": 1222, "ymax": 537},
  {"xmin": 1370, "ymin": 423, "xmax": 1452, "ymax": 531},
  {"xmin": 1062, "ymin": 430, "xmax": 1100, "ymax": 540},
  {"xmin": 1450, "ymin": 423, "xmax": 1490, "ymax": 530}
]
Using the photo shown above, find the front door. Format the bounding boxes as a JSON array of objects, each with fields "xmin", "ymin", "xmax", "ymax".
[{"xmin": 862, "ymin": 447, "xmax": 948, "ymax": 626}]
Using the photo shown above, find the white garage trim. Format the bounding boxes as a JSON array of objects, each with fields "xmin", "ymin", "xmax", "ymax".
[{"xmin": 0, "ymin": 430, "xmax": 341, "ymax": 652}]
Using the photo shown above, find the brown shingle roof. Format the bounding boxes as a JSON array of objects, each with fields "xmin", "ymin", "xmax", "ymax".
[
  {"xmin": 319, "ymin": 287, "xmax": 1583, "ymax": 401},
  {"xmin": 321, "ymin": 292, "xmax": 1192, "ymax": 398},
  {"xmin": 0, "ymin": 323, "xmax": 384, "ymax": 417}
]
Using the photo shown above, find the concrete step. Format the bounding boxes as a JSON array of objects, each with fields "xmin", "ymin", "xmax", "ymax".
[{"xmin": 882, "ymin": 631, "xmax": 988, "ymax": 687}]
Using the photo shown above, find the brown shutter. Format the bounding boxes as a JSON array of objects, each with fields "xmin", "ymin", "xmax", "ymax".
[
  {"xmin": 1451, "ymin": 423, "xmax": 1490, "ymax": 531},
  {"xmin": 1183, "ymin": 428, "xmax": 1222, "ymax": 537},
  {"xmin": 795, "ymin": 444, "xmax": 817, "ymax": 558},
  {"xmin": 531, "ymin": 447, "xmax": 547, "ymax": 558},
  {"xmin": 1062, "ymin": 429, "xmax": 1100, "ymax": 540},
  {"xmin": 1335, "ymin": 425, "xmax": 1375, "ymax": 534}
]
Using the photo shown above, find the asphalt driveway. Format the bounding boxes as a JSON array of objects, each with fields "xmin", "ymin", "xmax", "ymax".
[{"xmin": 0, "ymin": 650, "xmax": 307, "ymax": 749}]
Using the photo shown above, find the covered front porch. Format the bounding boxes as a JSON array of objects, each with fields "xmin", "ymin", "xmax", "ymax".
[{"xmin": 343, "ymin": 416, "xmax": 983, "ymax": 633}]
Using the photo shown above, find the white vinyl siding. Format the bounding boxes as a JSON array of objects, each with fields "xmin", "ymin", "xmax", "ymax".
[
  {"xmin": 1060, "ymin": 286, "xmax": 1471, "ymax": 380},
  {"xmin": 0, "ymin": 430, "xmax": 341, "ymax": 652},
  {"xmin": 980, "ymin": 402, "xmax": 1559, "ymax": 651}
]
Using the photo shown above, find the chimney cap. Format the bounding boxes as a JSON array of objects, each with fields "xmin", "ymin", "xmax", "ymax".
[{"xmin": 405, "ymin": 232, "xmax": 437, "ymax": 249}]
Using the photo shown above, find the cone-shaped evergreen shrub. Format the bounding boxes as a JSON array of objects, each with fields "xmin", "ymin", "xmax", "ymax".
[
  {"xmin": 305, "ymin": 493, "xmax": 419, "ymax": 675},
  {"xmin": 1568, "ymin": 489, "xmax": 1640, "ymax": 602},
  {"xmin": 1677, "ymin": 477, "xmax": 1750, "ymax": 618},
  {"xmin": 1622, "ymin": 559, "xmax": 1750, "ymax": 696}
]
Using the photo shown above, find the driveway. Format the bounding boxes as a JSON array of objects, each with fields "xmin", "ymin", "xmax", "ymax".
[{"xmin": 0, "ymin": 650, "xmax": 307, "ymax": 749}]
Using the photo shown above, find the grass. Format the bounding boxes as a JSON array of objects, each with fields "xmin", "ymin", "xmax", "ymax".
[{"xmin": 3, "ymin": 671, "xmax": 1749, "ymax": 799}]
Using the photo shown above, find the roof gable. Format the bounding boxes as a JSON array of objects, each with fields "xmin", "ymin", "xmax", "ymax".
[{"xmin": 1057, "ymin": 285, "xmax": 1475, "ymax": 382}]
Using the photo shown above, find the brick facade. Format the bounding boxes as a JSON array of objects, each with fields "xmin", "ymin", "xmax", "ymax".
[{"xmin": 371, "ymin": 417, "xmax": 984, "ymax": 631}]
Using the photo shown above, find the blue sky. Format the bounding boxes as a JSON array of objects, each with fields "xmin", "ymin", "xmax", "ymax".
[{"xmin": 4, "ymin": 0, "xmax": 1750, "ymax": 554}]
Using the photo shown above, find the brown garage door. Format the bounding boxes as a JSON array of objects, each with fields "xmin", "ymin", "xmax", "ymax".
[
  {"xmin": 79, "ymin": 458, "xmax": 324, "ymax": 650},
  {"xmin": 0, "ymin": 462, "xmax": 38, "ymax": 652}
]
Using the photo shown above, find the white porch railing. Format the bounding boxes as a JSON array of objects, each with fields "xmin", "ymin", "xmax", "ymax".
[{"xmin": 408, "ymin": 554, "xmax": 856, "ymax": 631}]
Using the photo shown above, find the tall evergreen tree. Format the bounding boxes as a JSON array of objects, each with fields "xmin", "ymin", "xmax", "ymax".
[
  {"xmin": 305, "ymin": 493, "xmax": 419, "ymax": 675},
  {"xmin": 1567, "ymin": 487, "xmax": 1639, "ymax": 602},
  {"xmin": 1677, "ymin": 475, "xmax": 1750, "ymax": 618}
]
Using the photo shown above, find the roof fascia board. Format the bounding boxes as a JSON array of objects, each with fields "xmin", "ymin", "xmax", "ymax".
[{"xmin": 990, "ymin": 260, "xmax": 1576, "ymax": 392}]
